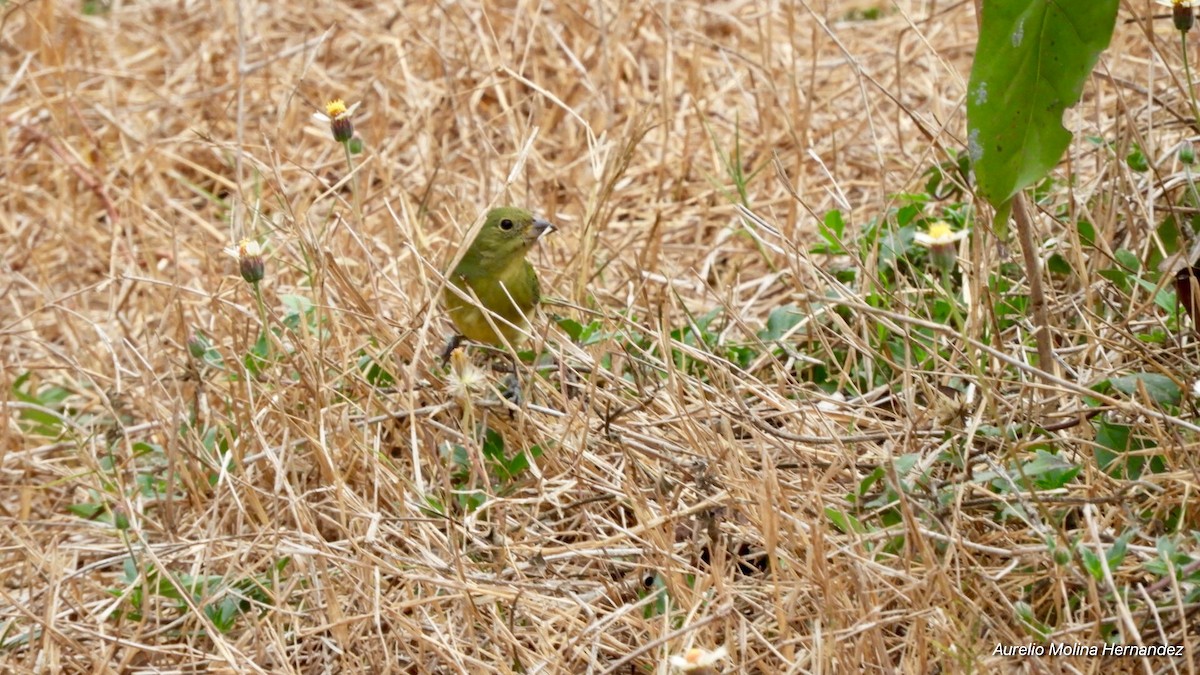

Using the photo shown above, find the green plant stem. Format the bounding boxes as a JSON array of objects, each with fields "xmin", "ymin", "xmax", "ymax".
[
  {"xmin": 1013, "ymin": 195, "xmax": 1055, "ymax": 381},
  {"xmin": 940, "ymin": 271, "xmax": 964, "ymax": 331},
  {"xmin": 251, "ymin": 280, "xmax": 272, "ymax": 359},
  {"xmin": 1181, "ymin": 30, "xmax": 1200, "ymax": 131},
  {"xmin": 343, "ymin": 140, "xmax": 362, "ymax": 224},
  {"xmin": 1185, "ymin": 163, "xmax": 1200, "ymax": 219}
]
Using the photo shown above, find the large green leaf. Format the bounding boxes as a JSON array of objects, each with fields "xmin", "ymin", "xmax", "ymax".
[
  {"xmin": 1109, "ymin": 372, "xmax": 1182, "ymax": 407},
  {"xmin": 967, "ymin": 0, "xmax": 1119, "ymax": 206}
]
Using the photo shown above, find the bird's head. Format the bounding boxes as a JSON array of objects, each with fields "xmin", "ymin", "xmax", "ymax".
[{"xmin": 465, "ymin": 206, "xmax": 554, "ymax": 265}]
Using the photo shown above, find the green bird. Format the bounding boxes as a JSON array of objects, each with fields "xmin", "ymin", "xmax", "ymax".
[{"xmin": 444, "ymin": 206, "xmax": 554, "ymax": 347}]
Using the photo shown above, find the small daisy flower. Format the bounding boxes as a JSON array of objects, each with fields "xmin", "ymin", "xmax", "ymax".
[
  {"xmin": 313, "ymin": 99, "xmax": 360, "ymax": 143},
  {"xmin": 1157, "ymin": 0, "xmax": 1200, "ymax": 31},
  {"xmin": 914, "ymin": 220, "xmax": 968, "ymax": 273},
  {"xmin": 225, "ymin": 238, "xmax": 265, "ymax": 284},
  {"xmin": 669, "ymin": 645, "xmax": 728, "ymax": 674},
  {"xmin": 446, "ymin": 347, "xmax": 488, "ymax": 402},
  {"xmin": 914, "ymin": 220, "xmax": 968, "ymax": 247}
]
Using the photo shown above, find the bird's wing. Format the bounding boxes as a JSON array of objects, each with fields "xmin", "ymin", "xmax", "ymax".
[{"xmin": 526, "ymin": 260, "xmax": 541, "ymax": 308}]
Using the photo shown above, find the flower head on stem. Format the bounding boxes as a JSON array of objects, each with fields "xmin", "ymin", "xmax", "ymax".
[
  {"xmin": 313, "ymin": 99, "xmax": 360, "ymax": 143},
  {"xmin": 225, "ymin": 238, "xmax": 266, "ymax": 284},
  {"xmin": 668, "ymin": 645, "xmax": 728, "ymax": 674},
  {"xmin": 914, "ymin": 220, "xmax": 968, "ymax": 273}
]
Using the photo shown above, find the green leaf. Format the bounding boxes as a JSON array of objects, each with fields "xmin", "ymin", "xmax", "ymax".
[
  {"xmin": 421, "ymin": 496, "xmax": 446, "ymax": 517},
  {"xmin": 967, "ymin": 0, "xmax": 1119, "ymax": 205},
  {"xmin": 1021, "ymin": 450, "xmax": 1080, "ymax": 490},
  {"xmin": 825, "ymin": 507, "xmax": 865, "ymax": 535},
  {"xmin": 892, "ymin": 453, "xmax": 920, "ymax": 483},
  {"xmin": 1126, "ymin": 147, "xmax": 1149, "ymax": 173},
  {"xmin": 814, "ymin": 210, "xmax": 847, "ymax": 254},
  {"xmin": 1114, "ymin": 248, "xmax": 1140, "ymax": 273},
  {"xmin": 1106, "ymin": 529, "xmax": 1134, "ymax": 570},
  {"xmin": 556, "ymin": 317, "xmax": 585, "ymax": 342},
  {"xmin": 973, "ymin": 450, "xmax": 1078, "ymax": 492},
  {"xmin": 879, "ymin": 225, "xmax": 916, "ymax": 270},
  {"xmin": 853, "ymin": 466, "xmax": 886, "ymax": 502},
  {"xmin": 556, "ymin": 317, "xmax": 604, "ymax": 345},
  {"xmin": 1092, "ymin": 418, "xmax": 1161, "ymax": 479},
  {"xmin": 458, "ymin": 490, "xmax": 486, "ymax": 513},
  {"xmin": 67, "ymin": 502, "xmax": 104, "ymax": 519},
  {"xmin": 209, "ymin": 596, "xmax": 242, "ymax": 632},
  {"xmin": 1047, "ymin": 253, "xmax": 1072, "ymax": 276},
  {"xmin": 243, "ymin": 333, "xmax": 271, "ymax": 375},
  {"xmin": 1110, "ymin": 373, "xmax": 1181, "ymax": 407},
  {"xmin": 358, "ymin": 353, "xmax": 395, "ymax": 387},
  {"xmin": 81, "ymin": 0, "xmax": 109, "ymax": 16},
  {"xmin": 1076, "ymin": 220, "xmax": 1096, "ymax": 246},
  {"xmin": 1097, "ymin": 267, "xmax": 1128, "ymax": 293},
  {"xmin": 1150, "ymin": 216, "xmax": 1187, "ymax": 273},
  {"xmin": 1014, "ymin": 600, "xmax": 1050, "ymax": 641},
  {"xmin": 1080, "ymin": 546, "xmax": 1102, "ymax": 580},
  {"xmin": 1132, "ymin": 276, "xmax": 1177, "ymax": 314},
  {"xmin": 758, "ymin": 305, "xmax": 805, "ymax": 342},
  {"xmin": 1147, "ymin": 536, "xmax": 1200, "ymax": 580},
  {"xmin": 280, "ymin": 294, "xmax": 313, "ymax": 317},
  {"xmin": 1080, "ymin": 529, "xmax": 1135, "ymax": 581},
  {"xmin": 481, "ymin": 428, "xmax": 506, "ymax": 464},
  {"xmin": 10, "ymin": 374, "xmax": 72, "ymax": 438}
]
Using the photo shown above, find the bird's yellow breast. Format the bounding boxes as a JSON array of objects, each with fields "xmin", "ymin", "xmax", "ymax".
[{"xmin": 444, "ymin": 256, "xmax": 539, "ymax": 346}]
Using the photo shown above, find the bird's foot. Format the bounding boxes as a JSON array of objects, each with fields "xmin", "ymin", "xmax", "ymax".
[
  {"xmin": 439, "ymin": 334, "xmax": 464, "ymax": 365},
  {"xmin": 500, "ymin": 372, "xmax": 522, "ymax": 407}
]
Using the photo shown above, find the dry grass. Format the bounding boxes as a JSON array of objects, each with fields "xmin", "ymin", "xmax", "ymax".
[{"xmin": 3, "ymin": 0, "xmax": 1200, "ymax": 672}]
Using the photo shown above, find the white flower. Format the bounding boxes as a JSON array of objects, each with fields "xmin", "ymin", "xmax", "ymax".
[
  {"xmin": 311, "ymin": 99, "xmax": 361, "ymax": 124},
  {"xmin": 913, "ymin": 221, "xmax": 968, "ymax": 248},
  {"xmin": 446, "ymin": 348, "xmax": 488, "ymax": 401},
  {"xmin": 914, "ymin": 221, "xmax": 968, "ymax": 272},
  {"xmin": 223, "ymin": 238, "xmax": 263, "ymax": 260},
  {"xmin": 1156, "ymin": 0, "xmax": 1200, "ymax": 8},
  {"xmin": 669, "ymin": 645, "xmax": 728, "ymax": 672},
  {"xmin": 313, "ymin": 99, "xmax": 361, "ymax": 142},
  {"xmin": 224, "ymin": 238, "xmax": 266, "ymax": 283}
]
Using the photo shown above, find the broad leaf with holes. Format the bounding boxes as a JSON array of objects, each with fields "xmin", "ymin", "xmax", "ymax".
[{"xmin": 967, "ymin": 0, "xmax": 1118, "ymax": 207}]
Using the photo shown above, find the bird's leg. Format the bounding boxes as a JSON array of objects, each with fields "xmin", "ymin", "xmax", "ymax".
[
  {"xmin": 560, "ymin": 358, "xmax": 584, "ymax": 400},
  {"xmin": 439, "ymin": 334, "xmax": 464, "ymax": 365},
  {"xmin": 499, "ymin": 352, "xmax": 522, "ymax": 407},
  {"xmin": 500, "ymin": 372, "xmax": 522, "ymax": 408}
]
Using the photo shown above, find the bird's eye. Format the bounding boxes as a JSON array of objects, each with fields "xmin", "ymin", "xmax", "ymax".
[{"xmin": 500, "ymin": 219, "xmax": 514, "ymax": 231}]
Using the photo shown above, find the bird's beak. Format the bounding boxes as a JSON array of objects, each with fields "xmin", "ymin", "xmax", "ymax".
[{"xmin": 532, "ymin": 219, "xmax": 555, "ymax": 241}]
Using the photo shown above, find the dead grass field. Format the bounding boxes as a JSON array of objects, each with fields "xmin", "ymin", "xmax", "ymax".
[{"xmin": 3, "ymin": 0, "xmax": 1200, "ymax": 672}]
